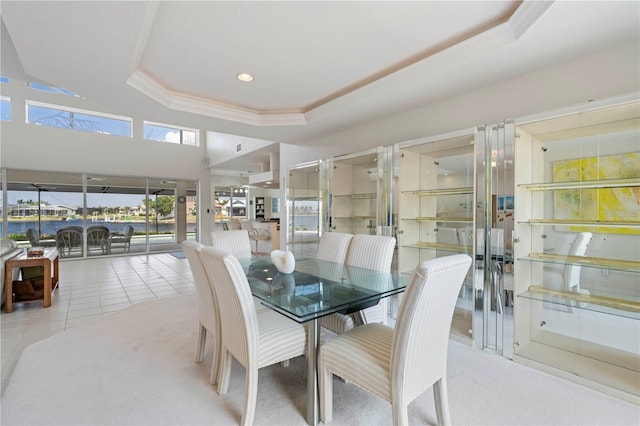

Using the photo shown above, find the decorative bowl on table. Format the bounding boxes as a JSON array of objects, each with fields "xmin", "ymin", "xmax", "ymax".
[{"xmin": 27, "ymin": 247, "xmax": 45, "ymax": 257}]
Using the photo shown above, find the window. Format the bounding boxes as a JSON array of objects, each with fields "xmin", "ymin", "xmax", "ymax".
[
  {"xmin": 1, "ymin": 97, "xmax": 10, "ymax": 121},
  {"xmin": 28, "ymin": 82, "xmax": 80, "ymax": 97},
  {"xmin": 144, "ymin": 121, "xmax": 199, "ymax": 146},
  {"xmin": 26, "ymin": 101, "xmax": 132, "ymax": 136}
]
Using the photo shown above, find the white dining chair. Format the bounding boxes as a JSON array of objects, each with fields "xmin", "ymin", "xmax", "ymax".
[
  {"xmin": 544, "ymin": 231, "xmax": 592, "ymax": 313},
  {"xmin": 211, "ymin": 230, "xmax": 253, "ymax": 259},
  {"xmin": 562, "ymin": 231, "xmax": 593, "ymax": 293},
  {"xmin": 211, "ymin": 229, "xmax": 268, "ymax": 312},
  {"xmin": 319, "ymin": 254, "xmax": 472, "ymax": 426},
  {"xmin": 198, "ymin": 246, "xmax": 307, "ymax": 426},
  {"xmin": 316, "ymin": 232, "xmax": 353, "ymax": 264},
  {"xmin": 181, "ymin": 240, "xmax": 220, "ymax": 386},
  {"xmin": 344, "ymin": 234, "xmax": 396, "ymax": 326},
  {"xmin": 314, "ymin": 232, "xmax": 356, "ymax": 334}
]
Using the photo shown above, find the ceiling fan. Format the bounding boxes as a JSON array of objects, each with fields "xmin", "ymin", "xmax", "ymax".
[{"xmin": 29, "ymin": 182, "xmax": 55, "ymax": 191}]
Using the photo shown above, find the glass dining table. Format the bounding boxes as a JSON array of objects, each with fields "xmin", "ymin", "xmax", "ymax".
[{"xmin": 238, "ymin": 255, "xmax": 407, "ymax": 426}]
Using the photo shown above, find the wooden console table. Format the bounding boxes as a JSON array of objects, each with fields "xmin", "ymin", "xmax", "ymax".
[{"xmin": 4, "ymin": 248, "xmax": 59, "ymax": 313}]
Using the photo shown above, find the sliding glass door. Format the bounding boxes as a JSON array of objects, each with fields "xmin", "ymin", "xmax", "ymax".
[{"xmin": 1, "ymin": 169, "xmax": 197, "ymax": 257}]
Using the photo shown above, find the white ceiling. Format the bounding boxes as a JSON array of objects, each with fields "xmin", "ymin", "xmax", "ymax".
[{"xmin": 1, "ymin": 1, "xmax": 639, "ymax": 177}]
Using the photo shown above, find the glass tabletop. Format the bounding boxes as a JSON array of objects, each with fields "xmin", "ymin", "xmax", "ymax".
[{"xmin": 239, "ymin": 256, "xmax": 407, "ymax": 323}]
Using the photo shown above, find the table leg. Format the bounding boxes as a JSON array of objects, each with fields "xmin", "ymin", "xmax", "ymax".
[
  {"xmin": 4, "ymin": 266, "xmax": 13, "ymax": 313},
  {"xmin": 306, "ymin": 318, "xmax": 319, "ymax": 426},
  {"xmin": 52, "ymin": 255, "xmax": 59, "ymax": 290},
  {"xmin": 43, "ymin": 260, "xmax": 52, "ymax": 308}
]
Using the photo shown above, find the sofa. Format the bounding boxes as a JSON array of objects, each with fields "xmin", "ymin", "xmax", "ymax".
[{"xmin": 1, "ymin": 240, "xmax": 24, "ymax": 308}]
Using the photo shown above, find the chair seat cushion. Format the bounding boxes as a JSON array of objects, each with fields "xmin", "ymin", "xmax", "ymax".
[
  {"xmin": 257, "ymin": 309, "xmax": 306, "ymax": 367},
  {"xmin": 320, "ymin": 323, "xmax": 393, "ymax": 401}
]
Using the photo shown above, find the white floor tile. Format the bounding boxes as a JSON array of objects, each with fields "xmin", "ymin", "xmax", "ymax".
[{"xmin": 1, "ymin": 252, "xmax": 194, "ymax": 394}]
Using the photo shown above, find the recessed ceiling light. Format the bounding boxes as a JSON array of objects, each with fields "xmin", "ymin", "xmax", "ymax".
[{"xmin": 237, "ymin": 73, "xmax": 254, "ymax": 82}]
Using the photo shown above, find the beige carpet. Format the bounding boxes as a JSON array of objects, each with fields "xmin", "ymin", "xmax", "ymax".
[{"xmin": 1, "ymin": 294, "xmax": 638, "ymax": 425}]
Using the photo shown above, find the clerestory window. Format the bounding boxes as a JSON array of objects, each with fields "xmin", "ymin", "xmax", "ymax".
[
  {"xmin": 144, "ymin": 121, "xmax": 199, "ymax": 146},
  {"xmin": 26, "ymin": 101, "xmax": 132, "ymax": 136}
]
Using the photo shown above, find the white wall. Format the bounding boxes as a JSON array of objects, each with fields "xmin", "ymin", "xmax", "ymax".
[
  {"xmin": 1, "ymin": 79, "xmax": 206, "ymax": 178},
  {"xmin": 1, "ymin": 78, "xmax": 213, "ymax": 242}
]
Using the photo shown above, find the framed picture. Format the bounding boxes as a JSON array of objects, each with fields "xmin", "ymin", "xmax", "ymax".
[
  {"xmin": 552, "ymin": 152, "xmax": 639, "ymax": 234},
  {"xmin": 497, "ymin": 196, "xmax": 505, "ymax": 211},
  {"xmin": 272, "ymin": 197, "xmax": 280, "ymax": 213},
  {"xmin": 505, "ymin": 195, "xmax": 514, "ymax": 211}
]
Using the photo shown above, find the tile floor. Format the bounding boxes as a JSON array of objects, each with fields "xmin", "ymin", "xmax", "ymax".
[{"xmin": 1, "ymin": 252, "xmax": 194, "ymax": 394}]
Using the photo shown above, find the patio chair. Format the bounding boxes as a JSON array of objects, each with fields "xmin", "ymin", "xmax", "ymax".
[
  {"xmin": 26, "ymin": 228, "xmax": 57, "ymax": 248},
  {"xmin": 56, "ymin": 227, "xmax": 83, "ymax": 257},
  {"xmin": 87, "ymin": 225, "xmax": 110, "ymax": 255},
  {"xmin": 109, "ymin": 225, "xmax": 134, "ymax": 253}
]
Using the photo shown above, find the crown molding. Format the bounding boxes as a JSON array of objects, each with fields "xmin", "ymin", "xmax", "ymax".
[
  {"xmin": 127, "ymin": 70, "xmax": 307, "ymax": 127},
  {"xmin": 509, "ymin": 1, "xmax": 555, "ymax": 40}
]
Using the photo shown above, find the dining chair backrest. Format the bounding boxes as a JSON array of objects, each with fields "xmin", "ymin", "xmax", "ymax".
[
  {"xmin": 344, "ymin": 234, "xmax": 396, "ymax": 325},
  {"xmin": 181, "ymin": 240, "xmax": 218, "ymax": 334},
  {"xmin": 199, "ymin": 246, "xmax": 257, "ymax": 367},
  {"xmin": 316, "ymin": 232, "xmax": 353, "ymax": 263},
  {"xmin": 476, "ymin": 228, "xmax": 504, "ymax": 255},
  {"xmin": 225, "ymin": 220, "xmax": 242, "ymax": 230},
  {"xmin": 392, "ymin": 254, "xmax": 472, "ymax": 403},
  {"xmin": 436, "ymin": 228, "xmax": 458, "ymax": 246},
  {"xmin": 564, "ymin": 232, "xmax": 592, "ymax": 291},
  {"xmin": 457, "ymin": 227, "xmax": 473, "ymax": 247},
  {"xmin": 211, "ymin": 230, "xmax": 253, "ymax": 259},
  {"xmin": 345, "ymin": 234, "xmax": 395, "ymax": 272}
]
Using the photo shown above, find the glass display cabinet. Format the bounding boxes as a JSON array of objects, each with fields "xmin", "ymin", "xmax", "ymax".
[
  {"xmin": 328, "ymin": 148, "xmax": 385, "ymax": 236},
  {"xmin": 513, "ymin": 100, "xmax": 640, "ymax": 400},
  {"xmin": 396, "ymin": 133, "xmax": 477, "ymax": 341}
]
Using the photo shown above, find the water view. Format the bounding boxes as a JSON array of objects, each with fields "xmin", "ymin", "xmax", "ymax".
[{"xmin": 7, "ymin": 219, "xmax": 195, "ymax": 238}]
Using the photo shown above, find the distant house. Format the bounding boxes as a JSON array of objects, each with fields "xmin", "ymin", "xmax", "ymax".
[{"xmin": 6, "ymin": 203, "xmax": 75, "ymax": 218}]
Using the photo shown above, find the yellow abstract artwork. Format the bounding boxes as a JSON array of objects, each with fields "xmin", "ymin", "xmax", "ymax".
[{"xmin": 553, "ymin": 152, "xmax": 640, "ymax": 234}]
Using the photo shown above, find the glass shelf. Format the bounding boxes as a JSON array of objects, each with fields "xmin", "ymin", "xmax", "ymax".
[
  {"xmin": 334, "ymin": 215, "xmax": 376, "ymax": 220},
  {"xmin": 520, "ymin": 252, "xmax": 640, "ymax": 273},
  {"xmin": 520, "ymin": 219, "xmax": 640, "ymax": 228},
  {"xmin": 401, "ymin": 186, "xmax": 474, "ymax": 196},
  {"xmin": 518, "ymin": 285, "xmax": 640, "ymax": 320},
  {"xmin": 334, "ymin": 192, "xmax": 376, "ymax": 199},
  {"xmin": 401, "ymin": 216, "xmax": 473, "ymax": 223},
  {"xmin": 402, "ymin": 241, "xmax": 473, "ymax": 253},
  {"xmin": 519, "ymin": 177, "xmax": 640, "ymax": 191}
]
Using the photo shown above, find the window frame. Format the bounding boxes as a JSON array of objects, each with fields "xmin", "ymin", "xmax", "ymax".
[
  {"xmin": 25, "ymin": 100, "xmax": 133, "ymax": 137},
  {"xmin": 143, "ymin": 120, "xmax": 199, "ymax": 146}
]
